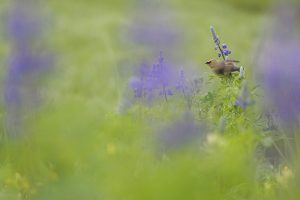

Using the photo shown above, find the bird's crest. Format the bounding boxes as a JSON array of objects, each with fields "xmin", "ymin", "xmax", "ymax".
[{"xmin": 205, "ymin": 59, "xmax": 214, "ymax": 64}]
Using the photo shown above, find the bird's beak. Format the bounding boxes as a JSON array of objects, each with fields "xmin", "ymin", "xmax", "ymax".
[{"xmin": 205, "ymin": 61, "xmax": 210, "ymax": 64}]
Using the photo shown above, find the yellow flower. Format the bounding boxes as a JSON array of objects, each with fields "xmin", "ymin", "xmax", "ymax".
[
  {"xmin": 264, "ymin": 181, "xmax": 272, "ymax": 191},
  {"xmin": 207, "ymin": 133, "xmax": 226, "ymax": 146},
  {"xmin": 107, "ymin": 143, "xmax": 116, "ymax": 155},
  {"xmin": 282, "ymin": 166, "xmax": 294, "ymax": 179},
  {"xmin": 20, "ymin": 180, "xmax": 30, "ymax": 191},
  {"xmin": 276, "ymin": 165, "xmax": 294, "ymax": 187}
]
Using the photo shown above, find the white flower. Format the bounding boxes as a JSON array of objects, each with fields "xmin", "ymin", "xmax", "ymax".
[{"xmin": 239, "ymin": 66, "xmax": 245, "ymax": 79}]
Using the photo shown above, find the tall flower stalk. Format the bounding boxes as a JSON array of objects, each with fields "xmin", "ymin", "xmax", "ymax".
[
  {"xmin": 235, "ymin": 81, "xmax": 254, "ymax": 110},
  {"xmin": 210, "ymin": 26, "xmax": 232, "ymax": 60},
  {"xmin": 130, "ymin": 52, "xmax": 201, "ymax": 105},
  {"xmin": 256, "ymin": 4, "xmax": 300, "ymax": 131},
  {"xmin": 130, "ymin": 52, "xmax": 175, "ymax": 102},
  {"xmin": 5, "ymin": 1, "xmax": 53, "ymax": 137}
]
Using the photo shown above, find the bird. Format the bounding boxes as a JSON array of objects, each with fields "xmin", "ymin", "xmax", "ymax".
[{"xmin": 205, "ymin": 59, "xmax": 240, "ymax": 75}]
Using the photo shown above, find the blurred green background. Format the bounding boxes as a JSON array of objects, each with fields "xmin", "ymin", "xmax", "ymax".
[{"xmin": 1, "ymin": 0, "xmax": 298, "ymax": 200}]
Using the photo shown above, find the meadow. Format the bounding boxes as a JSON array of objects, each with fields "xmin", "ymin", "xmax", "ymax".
[{"xmin": 0, "ymin": 0, "xmax": 300, "ymax": 199}]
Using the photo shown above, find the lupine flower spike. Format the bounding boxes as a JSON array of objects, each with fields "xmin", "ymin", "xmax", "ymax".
[
  {"xmin": 210, "ymin": 26, "xmax": 232, "ymax": 60},
  {"xmin": 129, "ymin": 52, "xmax": 201, "ymax": 105},
  {"xmin": 210, "ymin": 26, "xmax": 224, "ymax": 60},
  {"xmin": 130, "ymin": 52, "xmax": 175, "ymax": 102},
  {"xmin": 235, "ymin": 81, "xmax": 254, "ymax": 110},
  {"xmin": 5, "ymin": 1, "xmax": 53, "ymax": 137}
]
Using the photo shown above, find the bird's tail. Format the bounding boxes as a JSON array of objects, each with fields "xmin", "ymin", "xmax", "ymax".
[{"xmin": 233, "ymin": 66, "xmax": 240, "ymax": 72}]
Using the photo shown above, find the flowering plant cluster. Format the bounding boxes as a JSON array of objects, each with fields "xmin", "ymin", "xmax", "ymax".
[
  {"xmin": 130, "ymin": 52, "xmax": 200, "ymax": 103},
  {"xmin": 5, "ymin": 1, "xmax": 53, "ymax": 137},
  {"xmin": 210, "ymin": 26, "xmax": 232, "ymax": 60},
  {"xmin": 235, "ymin": 81, "xmax": 254, "ymax": 110}
]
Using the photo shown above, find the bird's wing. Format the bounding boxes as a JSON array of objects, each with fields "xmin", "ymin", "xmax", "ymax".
[
  {"xmin": 226, "ymin": 59, "xmax": 240, "ymax": 63},
  {"xmin": 223, "ymin": 61, "xmax": 240, "ymax": 72},
  {"xmin": 224, "ymin": 61, "xmax": 236, "ymax": 67}
]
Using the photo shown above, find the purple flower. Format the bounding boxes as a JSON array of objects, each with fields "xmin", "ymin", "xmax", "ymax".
[
  {"xmin": 129, "ymin": 52, "xmax": 201, "ymax": 105},
  {"xmin": 210, "ymin": 26, "xmax": 233, "ymax": 60},
  {"xmin": 6, "ymin": 2, "xmax": 42, "ymax": 46},
  {"xmin": 130, "ymin": 52, "xmax": 176, "ymax": 102},
  {"xmin": 176, "ymin": 70, "xmax": 188, "ymax": 95},
  {"xmin": 175, "ymin": 70, "xmax": 202, "ymax": 98},
  {"xmin": 5, "ymin": 1, "xmax": 53, "ymax": 137},
  {"xmin": 158, "ymin": 113, "xmax": 204, "ymax": 152},
  {"xmin": 235, "ymin": 81, "xmax": 254, "ymax": 110},
  {"xmin": 256, "ymin": 4, "xmax": 300, "ymax": 129},
  {"xmin": 222, "ymin": 45, "xmax": 231, "ymax": 57},
  {"xmin": 223, "ymin": 49, "xmax": 230, "ymax": 56},
  {"xmin": 151, "ymin": 52, "xmax": 175, "ymax": 100},
  {"xmin": 129, "ymin": 77, "xmax": 143, "ymax": 98},
  {"xmin": 127, "ymin": 0, "xmax": 181, "ymax": 52},
  {"xmin": 210, "ymin": 26, "xmax": 220, "ymax": 45}
]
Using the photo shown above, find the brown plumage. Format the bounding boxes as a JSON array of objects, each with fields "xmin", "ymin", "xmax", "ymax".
[{"xmin": 205, "ymin": 59, "xmax": 240, "ymax": 75}]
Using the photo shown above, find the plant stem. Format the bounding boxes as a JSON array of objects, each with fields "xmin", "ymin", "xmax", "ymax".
[{"xmin": 217, "ymin": 44, "xmax": 226, "ymax": 60}]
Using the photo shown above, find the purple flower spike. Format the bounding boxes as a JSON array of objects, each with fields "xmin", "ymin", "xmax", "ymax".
[
  {"xmin": 129, "ymin": 52, "xmax": 200, "ymax": 105},
  {"xmin": 5, "ymin": 1, "xmax": 53, "ymax": 137},
  {"xmin": 127, "ymin": 0, "xmax": 181, "ymax": 54},
  {"xmin": 235, "ymin": 81, "xmax": 254, "ymax": 110},
  {"xmin": 256, "ymin": 4, "xmax": 300, "ymax": 130},
  {"xmin": 176, "ymin": 70, "xmax": 187, "ymax": 94},
  {"xmin": 210, "ymin": 26, "xmax": 234, "ymax": 60},
  {"xmin": 158, "ymin": 113, "xmax": 205, "ymax": 152},
  {"xmin": 129, "ymin": 52, "xmax": 177, "ymax": 102},
  {"xmin": 210, "ymin": 26, "xmax": 220, "ymax": 45},
  {"xmin": 7, "ymin": 2, "xmax": 42, "ymax": 46},
  {"xmin": 129, "ymin": 77, "xmax": 143, "ymax": 98}
]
